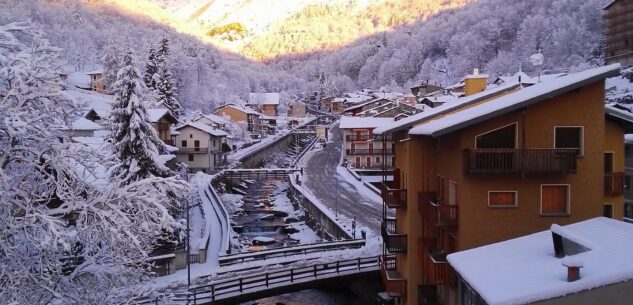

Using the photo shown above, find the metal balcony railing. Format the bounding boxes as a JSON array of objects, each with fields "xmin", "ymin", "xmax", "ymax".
[
  {"xmin": 381, "ymin": 183, "xmax": 407, "ymax": 209},
  {"xmin": 419, "ymin": 200, "xmax": 458, "ymax": 229},
  {"xmin": 464, "ymin": 148, "xmax": 577, "ymax": 176},
  {"xmin": 382, "ymin": 218, "xmax": 407, "ymax": 253},
  {"xmin": 605, "ymin": 172, "xmax": 625, "ymax": 196},
  {"xmin": 178, "ymin": 147, "xmax": 210, "ymax": 154}
]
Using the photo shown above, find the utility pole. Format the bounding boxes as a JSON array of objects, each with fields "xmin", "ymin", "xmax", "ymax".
[{"xmin": 186, "ymin": 199, "xmax": 191, "ymax": 289}]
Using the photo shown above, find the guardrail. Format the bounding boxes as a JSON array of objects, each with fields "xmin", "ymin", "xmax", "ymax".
[
  {"xmin": 187, "ymin": 256, "xmax": 380, "ymax": 304},
  {"xmin": 292, "ymin": 136, "xmax": 319, "ymax": 167},
  {"xmin": 218, "ymin": 239, "xmax": 365, "ymax": 266},
  {"xmin": 203, "ymin": 181, "xmax": 231, "ymax": 255}
]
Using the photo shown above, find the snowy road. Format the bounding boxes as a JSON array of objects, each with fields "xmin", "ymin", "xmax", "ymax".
[{"xmin": 303, "ymin": 124, "xmax": 383, "ymax": 234}]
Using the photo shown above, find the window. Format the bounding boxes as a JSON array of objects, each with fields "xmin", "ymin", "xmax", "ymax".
[
  {"xmin": 603, "ymin": 204, "xmax": 613, "ymax": 218},
  {"xmin": 488, "ymin": 191, "xmax": 517, "ymax": 207},
  {"xmin": 189, "ymin": 134, "xmax": 193, "ymax": 139},
  {"xmin": 475, "ymin": 123, "xmax": 517, "ymax": 149},
  {"xmin": 541, "ymin": 185, "xmax": 570, "ymax": 215},
  {"xmin": 181, "ymin": 140, "xmax": 187, "ymax": 147},
  {"xmin": 188, "ymin": 154, "xmax": 194, "ymax": 161},
  {"xmin": 376, "ymin": 156, "xmax": 381, "ymax": 164},
  {"xmin": 194, "ymin": 140, "xmax": 200, "ymax": 147},
  {"xmin": 555, "ymin": 127, "xmax": 583, "ymax": 155},
  {"xmin": 604, "ymin": 152, "xmax": 614, "ymax": 173}
]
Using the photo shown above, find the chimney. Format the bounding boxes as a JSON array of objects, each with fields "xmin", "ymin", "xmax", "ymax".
[
  {"xmin": 464, "ymin": 68, "xmax": 488, "ymax": 97},
  {"xmin": 562, "ymin": 257, "xmax": 583, "ymax": 282}
]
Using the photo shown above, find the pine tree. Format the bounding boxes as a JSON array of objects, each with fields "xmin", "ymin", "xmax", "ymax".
[
  {"xmin": 107, "ymin": 48, "xmax": 173, "ymax": 182},
  {"xmin": 101, "ymin": 40, "xmax": 121, "ymax": 93},
  {"xmin": 152, "ymin": 37, "xmax": 182, "ymax": 119},
  {"xmin": 143, "ymin": 43, "xmax": 158, "ymax": 90}
]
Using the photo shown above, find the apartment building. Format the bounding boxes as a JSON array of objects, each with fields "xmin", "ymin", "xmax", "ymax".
[
  {"xmin": 340, "ymin": 116, "xmax": 395, "ymax": 169},
  {"xmin": 372, "ymin": 64, "xmax": 632, "ymax": 305}
]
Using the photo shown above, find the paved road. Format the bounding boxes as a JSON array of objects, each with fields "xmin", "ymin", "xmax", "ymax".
[{"xmin": 304, "ymin": 124, "xmax": 383, "ymax": 234}]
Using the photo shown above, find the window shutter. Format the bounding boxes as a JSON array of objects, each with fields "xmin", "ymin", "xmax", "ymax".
[{"xmin": 542, "ymin": 185, "xmax": 568, "ymax": 214}]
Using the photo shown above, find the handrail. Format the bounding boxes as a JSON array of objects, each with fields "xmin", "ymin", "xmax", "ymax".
[
  {"xmin": 218, "ymin": 239, "xmax": 366, "ymax": 266},
  {"xmin": 188, "ymin": 256, "xmax": 380, "ymax": 303},
  {"xmin": 464, "ymin": 148, "xmax": 577, "ymax": 176},
  {"xmin": 292, "ymin": 135, "xmax": 319, "ymax": 167}
]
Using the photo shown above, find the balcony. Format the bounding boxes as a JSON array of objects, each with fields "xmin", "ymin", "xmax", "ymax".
[
  {"xmin": 419, "ymin": 199, "xmax": 458, "ymax": 230},
  {"xmin": 346, "ymin": 148, "xmax": 394, "ymax": 155},
  {"xmin": 380, "ymin": 255, "xmax": 407, "ymax": 297},
  {"xmin": 381, "ymin": 183, "xmax": 407, "ymax": 209},
  {"xmin": 418, "ymin": 237, "xmax": 456, "ymax": 286},
  {"xmin": 464, "ymin": 148, "xmax": 577, "ymax": 176},
  {"xmin": 346, "ymin": 135, "xmax": 392, "ymax": 141},
  {"xmin": 382, "ymin": 218, "xmax": 407, "ymax": 253},
  {"xmin": 178, "ymin": 147, "xmax": 210, "ymax": 154},
  {"xmin": 605, "ymin": 172, "xmax": 625, "ymax": 196}
]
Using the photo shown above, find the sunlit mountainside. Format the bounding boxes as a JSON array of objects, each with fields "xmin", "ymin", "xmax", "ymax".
[{"xmin": 103, "ymin": 0, "xmax": 470, "ymax": 59}]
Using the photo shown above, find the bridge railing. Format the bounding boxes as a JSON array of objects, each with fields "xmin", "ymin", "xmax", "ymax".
[
  {"xmin": 218, "ymin": 239, "xmax": 365, "ymax": 266},
  {"xmin": 188, "ymin": 256, "xmax": 380, "ymax": 304}
]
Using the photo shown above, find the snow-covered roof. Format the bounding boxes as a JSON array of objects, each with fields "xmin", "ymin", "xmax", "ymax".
[
  {"xmin": 85, "ymin": 69, "xmax": 104, "ymax": 75},
  {"xmin": 248, "ymin": 92, "xmax": 280, "ymax": 105},
  {"xmin": 67, "ymin": 72, "xmax": 91, "ymax": 89},
  {"xmin": 344, "ymin": 98, "xmax": 392, "ymax": 112},
  {"xmin": 339, "ymin": 116, "xmax": 395, "ymax": 129},
  {"xmin": 448, "ymin": 217, "xmax": 633, "ymax": 305},
  {"xmin": 176, "ymin": 122, "xmax": 228, "ymax": 137},
  {"xmin": 197, "ymin": 113, "xmax": 232, "ymax": 126},
  {"xmin": 603, "ymin": 0, "xmax": 620, "ymax": 10},
  {"xmin": 420, "ymin": 94, "xmax": 460, "ymax": 105},
  {"xmin": 147, "ymin": 108, "xmax": 176, "ymax": 123},
  {"xmin": 409, "ymin": 64, "xmax": 621, "ymax": 137},
  {"xmin": 374, "ymin": 82, "xmax": 521, "ymax": 135},
  {"xmin": 495, "ymin": 71, "xmax": 537, "ymax": 85},
  {"xmin": 64, "ymin": 117, "xmax": 103, "ymax": 131},
  {"xmin": 218, "ymin": 104, "xmax": 261, "ymax": 116}
]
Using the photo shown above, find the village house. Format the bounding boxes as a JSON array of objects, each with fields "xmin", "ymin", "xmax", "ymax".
[
  {"xmin": 174, "ymin": 122, "xmax": 228, "ymax": 173},
  {"xmin": 214, "ymin": 104, "xmax": 262, "ymax": 133},
  {"xmin": 62, "ymin": 117, "xmax": 103, "ymax": 138},
  {"xmin": 248, "ymin": 92, "xmax": 280, "ymax": 116},
  {"xmin": 410, "ymin": 82, "xmax": 443, "ymax": 102},
  {"xmin": 603, "ymin": 0, "xmax": 633, "ymax": 67},
  {"xmin": 331, "ymin": 98, "xmax": 347, "ymax": 114},
  {"xmin": 448, "ymin": 217, "xmax": 633, "ymax": 305},
  {"xmin": 343, "ymin": 98, "xmax": 394, "ymax": 116},
  {"xmin": 340, "ymin": 116, "xmax": 395, "ymax": 169},
  {"xmin": 86, "ymin": 69, "xmax": 107, "ymax": 94},
  {"xmin": 147, "ymin": 109, "xmax": 178, "ymax": 146},
  {"xmin": 288, "ymin": 100, "xmax": 307, "ymax": 117},
  {"xmin": 320, "ymin": 96, "xmax": 334, "ymax": 112},
  {"xmin": 372, "ymin": 64, "xmax": 632, "ymax": 305},
  {"xmin": 194, "ymin": 113, "xmax": 232, "ymax": 131}
]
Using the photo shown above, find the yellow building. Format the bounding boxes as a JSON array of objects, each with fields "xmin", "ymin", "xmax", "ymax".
[{"xmin": 373, "ymin": 64, "xmax": 633, "ymax": 305}]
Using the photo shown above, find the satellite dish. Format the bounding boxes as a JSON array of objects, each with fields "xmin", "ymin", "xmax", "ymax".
[{"xmin": 530, "ymin": 53, "xmax": 544, "ymax": 66}]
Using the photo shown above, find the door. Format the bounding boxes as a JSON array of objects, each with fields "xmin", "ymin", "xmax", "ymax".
[
  {"xmin": 604, "ymin": 152, "xmax": 614, "ymax": 173},
  {"xmin": 355, "ymin": 157, "xmax": 361, "ymax": 168},
  {"xmin": 351, "ymin": 143, "xmax": 356, "ymax": 154},
  {"xmin": 194, "ymin": 140, "xmax": 200, "ymax": 152},
  {"xmin": 366, "ymin": 157, "xmax": 371, "ymax": 168},
  {"xmin": 355, "ymin": 131, "xmax": 361, "ymax": 141},
  {"xmin": 369, "ymin": 143, "xmax": 373, "ymax": 154}
]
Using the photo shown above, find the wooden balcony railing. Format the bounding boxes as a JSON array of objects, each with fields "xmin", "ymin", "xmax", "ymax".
[
  {"xmin": 381, "ymin": 183, "xmax": 407, "ymax": 209},
  {"xmin": 382, "ymin": 218, "xmax": 407, "ymax": 253},
  {"xmin": 464, "ymin": 148, "xmax": 577, "ymax": 176},
  {"xmin": 605, "ymin": 172, "xmax": 625, "ymax": 196},
  {"xmin": 346, "ymin": 149, "xmax": 394, "ymax": 155},
  {"xmin": 380, "ymin": 255, "xmax": 407, "ymax": 297},
  {"xmin": 418, "ymin": 237, "xmax": 456, "ymax": 286},
  {"xmin": 346, "ymin": 135, "xmax": 392, "ymax": 141}
]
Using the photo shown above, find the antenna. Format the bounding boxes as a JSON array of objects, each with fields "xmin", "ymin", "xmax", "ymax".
[{"xmin": 530, "ymin": 50, "xmax": 545, "ymax": 82}]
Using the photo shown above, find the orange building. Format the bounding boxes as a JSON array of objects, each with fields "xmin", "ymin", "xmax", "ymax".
[
  {"xmin": 372, "ymin": 64, "xmax": 633, "ymax": 305},
  {"xmin": 214, "ymin": 104, "xmax": 262, "ymax": 133}
]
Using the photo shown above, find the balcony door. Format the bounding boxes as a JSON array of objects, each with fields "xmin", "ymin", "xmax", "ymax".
[
  {"xmin": 194, "ymin": 140, "xmax": 200, "ymax": 152},
  {"xmin": 604, "ymin": 152, "xmax": 614, "ymax": 173},
  {"xmin": 474, "ymin": 123, "xmax": 517, "ymax": 171}
]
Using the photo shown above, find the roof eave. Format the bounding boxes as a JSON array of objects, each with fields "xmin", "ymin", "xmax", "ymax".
[{"xmin": 428, "ymin": 68, "xmax": 621, "ymax": 138}]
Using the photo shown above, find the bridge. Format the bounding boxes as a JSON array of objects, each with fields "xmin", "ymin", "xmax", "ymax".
[{"xmin": 137, "ymin": 256, "xmax": 380, "ymax": 305}]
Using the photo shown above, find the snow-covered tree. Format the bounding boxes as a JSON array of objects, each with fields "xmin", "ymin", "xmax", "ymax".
[
  {"xmin": 143, "ymin": 43, "xmax": 158, "ymax": 90},
  {"xmin": 0, "ymin": 22, "xmax": 186, "ymax": 305},
  {"xmin": 101, "ymin": 40, "xmax": 121, "ymax": 93},
  {"xmin": 152, "ymin": 38, "xmax": 182, "ymax": 119},
  {"xmin": 107, "ymin": 48, "xmax": 173, "ymax": 182}
]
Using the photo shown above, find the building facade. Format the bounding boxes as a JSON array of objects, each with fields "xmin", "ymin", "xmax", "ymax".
[
  {"xmin": 374, "ymin": 65, "xmax": 631, "ymax": 305},
  {"xmin": 174, "ymin": 123, "xmax": 228, "ymax": 173},
  {"xmin": 603, "ymin": 0, "xmax": 633, "ymax": 67},
  {"xmin": 340, "ymin": 117, "xmax": 395, "ymax": 169},
  {"xmin": 214, "ymin": 105, "xmax": 262, "ymax": 133}
]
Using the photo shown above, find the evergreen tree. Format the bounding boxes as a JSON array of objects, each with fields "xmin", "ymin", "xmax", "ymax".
[
  {"xmin": 101, "ymin": 40, "xmax": 121, "ymax": 93},
  {"xmin": 153, "ymin": 37, "xmax": 182, "ymax": 119},
  {"xmin": 143, "ymin": 43, "xmax": 158, "ymax": 90},
  {"xmin": 107, "ymin": 48, "xmax": 172, "ymax": 182}
]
